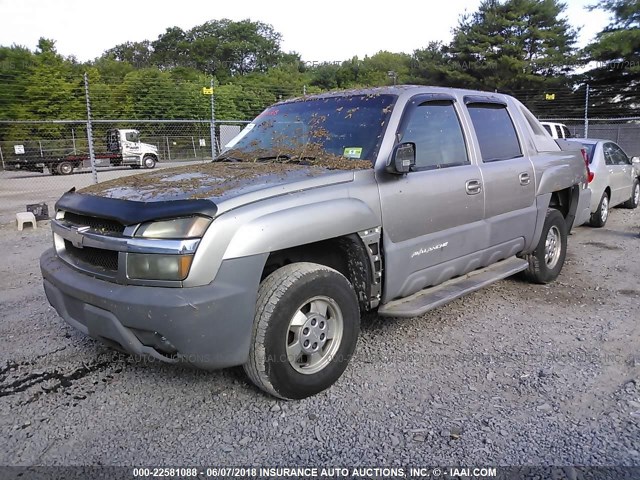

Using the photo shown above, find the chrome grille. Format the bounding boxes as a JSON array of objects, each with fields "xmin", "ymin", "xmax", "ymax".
[
  {"xmin": 63, "ymin": 211, "xmax": 125, "ymax": 234},
  {"xmin": 63, "ymin": 240, "xmax": 119, "ymax": 272}
]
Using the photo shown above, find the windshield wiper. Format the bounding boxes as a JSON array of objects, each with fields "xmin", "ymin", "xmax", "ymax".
[
  {"xmin": 256, "ymin": 154, "xmax": 292, "ymax": 162},
  {"xmin": 256, "ymin": 154, "xmax": 318, "ymax": 164},
  {"xmin": 213, "ymin": 155, "xmax": 244, "ymax": 163}
]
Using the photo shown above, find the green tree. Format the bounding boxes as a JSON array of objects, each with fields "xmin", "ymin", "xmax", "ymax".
[
  {"xmin": 582, "ymin": 0, "xmax": 640, "ymax": 116},
  {"xmin": 446, "ymin": 0, "xmax": 578, "ymax": 93},
  {"xmin": 409, "ymin": 42, "xmax": 456, "ymax": 86},
  {"xmin": 104, "ymin": 40, "xmax": 153, "ymax": 68}
]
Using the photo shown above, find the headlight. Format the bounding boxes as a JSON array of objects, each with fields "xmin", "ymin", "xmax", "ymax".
[
  {"xmin": 134, "ymin": 216, "xmax": 211, "ymax": 239},
  {"xmin": 127, "ymin": 253, "xmax": 193, "ymax": 281}
]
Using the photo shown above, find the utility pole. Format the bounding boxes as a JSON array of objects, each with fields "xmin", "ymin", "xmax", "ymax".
[
  {"xmin": 387, "ymin": 71, "xmax": 397, "ymax": 86},
  {"xmin": 84, "ymin": 73, "xmax": 98, "ymax": 184},
  {"xmin": 210, "ymin": 78, "xmax": 217, "ymax": 159},
  {"xmin": 584, "ymin": 83, "xmax": 590, "ymax": 139}
]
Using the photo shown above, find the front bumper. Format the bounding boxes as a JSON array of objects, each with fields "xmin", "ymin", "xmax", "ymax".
[{"xmin": 40, "ymin": 248, "xmax": 265, "ymax": 369}]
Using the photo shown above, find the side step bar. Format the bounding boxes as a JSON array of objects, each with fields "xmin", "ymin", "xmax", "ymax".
[{"xmin": 378, "ymin": 257, "xmax": 528, "ymax": 318}]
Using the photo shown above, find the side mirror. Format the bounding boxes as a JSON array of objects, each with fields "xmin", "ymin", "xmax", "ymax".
[
  {"xmin": 386, "ymin": 142, "xmax": 416, "ymax": 174},
  {"xmin": 631, "ymin": 156, "xmax": 640, "ymax": 164}
]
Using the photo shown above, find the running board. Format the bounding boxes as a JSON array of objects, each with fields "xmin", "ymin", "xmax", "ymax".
[{"xmin": 378, "ymin": 257, "xmax": 528, "ymax": 318}]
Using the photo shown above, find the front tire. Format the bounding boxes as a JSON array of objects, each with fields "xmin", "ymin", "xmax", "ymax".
[
  {"xmin": 622, "ymin": 180, "xmax": 639, "ymax": 209},
  {"xmin": 244, "ymin": 263, "xmax": 360, "ymax": 400},
  {"xmin": 590, "ymin": 192, "xmax": 609, "ymax": 227},
  {"xmin": 143, "ymin": 155, "xmax": 156, "ymax": 169},
  {"xmin": 522, "ymin": 209, "xmax": 567, "ymax": 284}
]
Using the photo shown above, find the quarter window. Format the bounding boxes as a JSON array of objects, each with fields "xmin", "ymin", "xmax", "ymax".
[
  {"xmin": 467, "ymin": 104, "xmax": 522, "ymax": 162},
  {"xmin": 399, "ymin": 101, "xmax": 469, "ymax": 170}
]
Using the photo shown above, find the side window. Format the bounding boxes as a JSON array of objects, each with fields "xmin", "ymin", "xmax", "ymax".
[
  {"xmin": 125, "ymin": 132, "xmax": 139, "ymax": 143},
  {"xmin": 561, "ymin": 125, "xmax": 572, "ymax": 139},
  {"xmin": 467, "ymin": 103, "xmax": 522, "ymax": 162},
  {"xmin": 399, "ymin": 101, "xmax": 469, "ymax": 170},
  {"xmin": 603, "ymin": 143, "xmax": 615, "ymax": 165},
  {"xmin": 542, "ymin": 124, "xmax": 553, "ymax": 135},
  {"xmin": 608, "ymin": 143, "xmax": 630, "ymax": 165}
]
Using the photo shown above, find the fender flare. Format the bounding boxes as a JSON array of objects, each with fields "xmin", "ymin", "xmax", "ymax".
[
  {"xmin": 523, "ymin": 193, "xmax": 552, "ymax": 254},
  {"xmin": 222, "ymin": 198, "xmax": 380, "ymax": 260}
]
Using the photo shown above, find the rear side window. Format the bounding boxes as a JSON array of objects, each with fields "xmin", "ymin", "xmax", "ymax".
[
  {"xmin": 581, "ymin": 143, "xmax": 595, "ymax": 164},
  {"xmin": 467, "ymin": 104, "xmax": 522, "ymax": 162},
  {"xmin": 399, "ymin": 100, "xmax": 469, "ymax": 170},
  {"xmin": 561, "ymin": 125, "xmax": 571, "ymax": 138}
]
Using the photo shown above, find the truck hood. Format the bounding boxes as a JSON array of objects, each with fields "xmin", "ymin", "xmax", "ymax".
[
  {"xmin": 140, "ymin": 142, "xmax": 157, "ymax": 151},
  {"xmin": 78, "ymin": 161, "xmax": 368, "ymax": 206}
]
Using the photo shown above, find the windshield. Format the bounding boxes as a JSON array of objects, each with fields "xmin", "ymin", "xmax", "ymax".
[{"xmin": 221, "ymin": 94, "xmax": 396, "ymax": 164}]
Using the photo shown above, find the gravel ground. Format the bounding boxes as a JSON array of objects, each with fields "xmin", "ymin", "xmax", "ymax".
[{"xmin": 0, "ymin": 205, "xmax": 638, "ymax": 467}]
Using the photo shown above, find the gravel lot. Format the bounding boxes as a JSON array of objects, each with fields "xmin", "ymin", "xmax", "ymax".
[{"xmin": 0, "ymin": 198, "xmax": 638, "ymax": 467}]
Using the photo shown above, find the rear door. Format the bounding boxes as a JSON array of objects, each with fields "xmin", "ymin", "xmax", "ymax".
[
  {"xmin": 464, "ymin": 97, "xmax": 537, "ymax": 250},
  {"xmin": 377, "ymin": 94, "xmax": 486, "ymax": 301}
]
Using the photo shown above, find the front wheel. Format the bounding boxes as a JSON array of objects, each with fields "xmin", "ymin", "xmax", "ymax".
[
  {"xmin": 622, "ymin": 180, "xmax": 639, "ymax": 209},
  {"xmin": 522, "ymin": 209, "xmax": 567, "ymax": 284},
  {"xmin": 590, "ymin": 192, "xmax": 609, "ymax": 227},
  {"xmin": 143, "ymin": 155, "xmax": 156, "ymax": 169},
  {"xmin": 244, "ymin": 263, "xmax": 360, "ymax": 400}
]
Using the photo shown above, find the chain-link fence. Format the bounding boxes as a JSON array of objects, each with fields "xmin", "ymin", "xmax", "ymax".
[
  {"xmin": 0, "ymin": 119, "xmax": 248, "ymax": 225},
  {"xmin": 1, "ymin": 71, "xmax": 639, "ymax": 225},
  {"xmin": 538, "ymin": 117, "xmax": 640, "ymax": 157}
]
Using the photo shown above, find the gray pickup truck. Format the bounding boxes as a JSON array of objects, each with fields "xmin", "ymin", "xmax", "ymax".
[{"xmin": 40, "ymin": 86, "xmax": 591, "ymax": 399}]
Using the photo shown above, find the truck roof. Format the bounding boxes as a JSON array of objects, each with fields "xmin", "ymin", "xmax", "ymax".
[{"xmin": 274, "ymin": 85, "xmax": 515, "ymax": 105}]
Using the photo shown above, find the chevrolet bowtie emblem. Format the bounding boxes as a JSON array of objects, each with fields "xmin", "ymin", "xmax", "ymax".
[{"xmin": 70, "ymin": 225, "xmax": 90, "ymax": 248}]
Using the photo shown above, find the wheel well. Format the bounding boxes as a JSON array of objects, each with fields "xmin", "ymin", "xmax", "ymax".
[
  {"xmin": 549, "ymin": 185, "xmax": 585, "ymax": 230},
  {"xmin": 549, "ymin": 187, "xmax": 572, "ymax": 218},
  {"xmin": 262, "ymin": 235, "xmax": 373, "ymax": 312},
  {"xmin": 604, "ymin": 186, "xmax": 611, "ymax": 198}
]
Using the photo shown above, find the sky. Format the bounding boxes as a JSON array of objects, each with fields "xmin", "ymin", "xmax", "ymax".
[{"xmin": 0, "ymin": 0, "xmax": 611, "ymax": 63}]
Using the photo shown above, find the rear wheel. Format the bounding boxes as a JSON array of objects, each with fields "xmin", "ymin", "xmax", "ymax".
[
  {"xmin": 244, "ymin": 262, "xmax": 360, "ymax": 400},
  {"xmin": 590, "ymin": 192, "xmax": 609, "ymax": 227},
  {"xmin": 56, "ymin": 161, "xmax": 74, "ymax": 175},
  {"xmin": 622, "ymin": 180, "xmax": 639, "ymax": 209},
  {"xmin": 522, "ymin": 209, "xmax": 567, "ymax": 284}
]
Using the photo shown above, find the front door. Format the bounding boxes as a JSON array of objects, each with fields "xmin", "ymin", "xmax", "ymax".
[{"xmin": 378, "ymin": 95, "xmax": 486, "ymax": 302}]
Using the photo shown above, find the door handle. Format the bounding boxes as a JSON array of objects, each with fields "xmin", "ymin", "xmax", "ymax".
[
  {"xmin": 465, "ymin": 179, "xmax": 482, "ymax": 195},
  {"xmin": 519, "ymin": 172, "xmax": 531, "ymax": 186}
]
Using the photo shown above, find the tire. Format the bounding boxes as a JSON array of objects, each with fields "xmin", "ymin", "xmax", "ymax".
[
  {"xmin": 143, "ymin": 155, "xmax": 156, "ymax": 169},
  {"xmin": 522, "ymin": 209, "xmax": 567, "ymax": 284},
  {"xmin": 244, "ymin": 262, "xmax": 360, "ymax": 400},
  {"xmin": 590, "ymin": 191, "xmax": 610, "ymax": 227},
  {"xmin": 622, "ymin": 180, "xmax": 639, "ymax": 209},
  {"xmin": 56, "ymin": 161, "xmax": 74, "ymax": 175}
]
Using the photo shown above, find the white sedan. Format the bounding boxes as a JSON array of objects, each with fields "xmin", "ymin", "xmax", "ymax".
[{"xmin": 568, "ymin": 138, "xmax": 640, "ymax": 227}]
